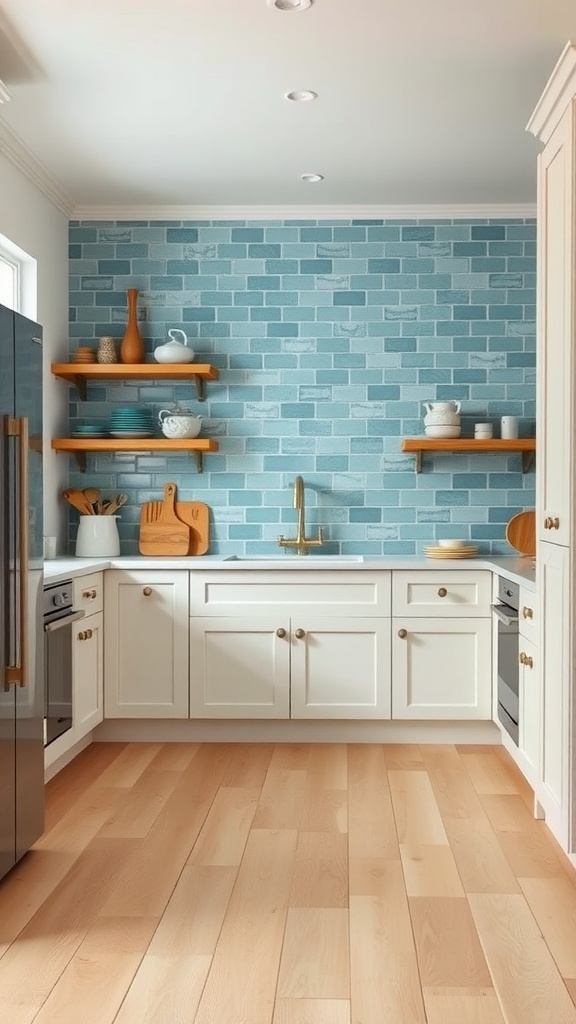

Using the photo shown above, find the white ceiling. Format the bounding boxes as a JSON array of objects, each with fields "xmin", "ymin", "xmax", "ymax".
[{"xmin": 0, "ymin": 0, "xmax": 574, "ymax": 214}]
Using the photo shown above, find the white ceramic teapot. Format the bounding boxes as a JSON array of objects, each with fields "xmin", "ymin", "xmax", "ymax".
[
  {"xmin": 158, "ymin": 404, "xmax": 203, "ymax": 439},
  {"xmin": 423, "ymin": 400, "xmax": 461, "ymax": 425},
  {"xmin": 153, "ymin": 329, "xmax": 195, "ymax": 364}
]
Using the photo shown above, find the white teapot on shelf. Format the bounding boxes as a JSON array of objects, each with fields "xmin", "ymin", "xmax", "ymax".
[
  {"xmin": 158, "ymin": 404, "xmax": 203, "ymax": 439},
  {"xmin": 423, "ymin": 400, "xmax": 461, "ymax": 425},
  {"xmin": 153, "ymin": 329, "xmax": 195, "ymax": 364}
]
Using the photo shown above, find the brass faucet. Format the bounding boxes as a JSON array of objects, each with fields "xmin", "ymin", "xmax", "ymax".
[{"xmin": 278, "ymin": 476, "xmax": 324, "ymax": 556}]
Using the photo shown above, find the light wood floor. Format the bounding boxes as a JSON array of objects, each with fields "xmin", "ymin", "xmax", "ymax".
[{"xmin": 2, "ymin": 742, "xmax": 576, "ymax": 1023}]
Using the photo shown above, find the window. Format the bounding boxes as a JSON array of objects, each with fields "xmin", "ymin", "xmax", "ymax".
[
  {"xmin": 0, "ymin": 234, "xmax": 36, "ymax": 317},
  {"xmin": 0, "ymin": 251, "xmax": 18, "ymax": 309}
]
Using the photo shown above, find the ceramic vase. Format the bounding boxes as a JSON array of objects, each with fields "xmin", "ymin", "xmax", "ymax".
[
  {"xmin": 75, "ymin": 515, "xmax": 121, "ymax": 557},
  {"xmin": 120, "ymin": 288, "xmax": 144, "ymax": 364},
  {"xmin": 97, "ymin": 336, "xmax": 117, "ymax": 364}
]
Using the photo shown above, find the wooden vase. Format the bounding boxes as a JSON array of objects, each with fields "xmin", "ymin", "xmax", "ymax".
[{"xmin": 120, "ymin": 288, "xmax": 144, "ymax": 364}]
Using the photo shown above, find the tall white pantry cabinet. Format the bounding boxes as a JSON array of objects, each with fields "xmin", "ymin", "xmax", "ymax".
[{"xmin": 527, "ymin": 41, "xmax": 576, "ymax": 852}]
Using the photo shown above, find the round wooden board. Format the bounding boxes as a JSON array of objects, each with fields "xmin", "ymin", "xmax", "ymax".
[{"xmin": 505, "ymin": 509, "xmax": 536, "ymax": 556}]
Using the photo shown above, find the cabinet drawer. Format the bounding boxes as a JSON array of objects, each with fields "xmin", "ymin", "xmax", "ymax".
[
  {"xmin": 392, "ymin": 570, "xmax": 492, "ymax": 617},
  {"xmin": 73, "ymin": 572, "xmax": 103, "ymax": 615},
  {"xmin": 190, "ymin": 570, "xmax": 391, "ymax": 617},
  {"xmin": 519, "ymin": 585, "xmax": 537, "ymax": 645}
]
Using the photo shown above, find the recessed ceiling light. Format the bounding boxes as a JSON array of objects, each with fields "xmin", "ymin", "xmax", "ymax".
[
  {"xmin": 266, "ymin": 0, "xmax": 313, "ymax": 11},
  {"xmin": 286, "ymin": 90, "xmax": 317, "ymax": 103},
  {"xmin": 301, "ymin": 173, "xmax": 324, "ymax": 183}
]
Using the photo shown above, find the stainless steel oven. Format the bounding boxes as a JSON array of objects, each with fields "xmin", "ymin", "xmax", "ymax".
[
  {"xmin": 43, "ymin": 581, "xmax": 84, "ymax": 746},
  {"xmin": 492, "ymin": 577, "xmax": 520, "ymax": 745}
]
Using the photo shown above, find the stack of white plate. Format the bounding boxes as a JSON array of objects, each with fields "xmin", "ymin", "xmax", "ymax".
[{"xmin": 109, "ymin": 407, "xmax": 154, "ymax": 438}]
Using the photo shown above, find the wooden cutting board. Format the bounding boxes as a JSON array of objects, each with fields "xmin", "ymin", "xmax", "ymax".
[
  {"xmin": 139, "ymin": 483, "xmax": 190, "ymax": 556},
  {"xmin": 505, "ymin": 509, "xmax": 536, "ymax": 556},
  {"xmin": 174, "ymin": 501, "xmax": 210, "ymax": 555}
]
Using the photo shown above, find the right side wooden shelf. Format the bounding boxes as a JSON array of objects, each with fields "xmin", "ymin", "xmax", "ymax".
[{"xmin": 401, "ymin": 438, "xmax": 536, "ymax": 474}]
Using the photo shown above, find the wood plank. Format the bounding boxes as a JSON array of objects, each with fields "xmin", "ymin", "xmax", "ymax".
[
  {"xmin": 220, "ymin": 743, "xmax": 274, "ymax": 786},
  {"xmin": 289, "ymin": 832, "xmax": 348, "ymax": 908},
  {"xmin": 44, "ymin": 742, "xmax": 126, "ymax": 828},
  {"xmin": 348, "ymin": 745, "xmax": 399, "ymax": 861},
  {"xmin": 114, "ymin": 954, "xmax": 212, "ymax": 1024},
  {"xmin": 148, "ymin": 742, "xmax": 201, "ymax": 772},
  {"xmin": 277, "ymin": 908, "xmax": 350, "ymax": 999},
  {"xmin": 382, "ymin": 743, "xmax": 426, "ymax": 770},
  {"xmin": 481, "ymin": 795, "xmax": 565, "ymax": 879},
  {"xmin": 147, "ymin": 864, "xmax": 237, "ymax": 956},
  {"xmin": 273, "ymin": 999, "xmax": 351, "ymax": 1024},
  {"xmin": 388, "ymin": 771, "xmax": 448, "ymax": 845},
  {"xmin": 469, "ymin": 893, "xmax": 576, "ymax": 1024},
  {"xmin": 188, "ymin": 787, "xmax": 260, "ymax": 866},
  {"xmin": 423, "ymin": 987, "xmax": 507, "ymax": 1024},
  {"xmin": 251, "ymin": 768, "xmax": 308, "ymax": 830},
  {"xmin": 460, "ymin": 751, "xmax": 519, "ymax": 795},
  {"xmin": 409, "ymin": 897, "xmax": 492, "ymax": 987},
  {"xmin": 420, "ymin": 745, "xmax": 487, "ymax": 820},
  {"xmin": 443, "ymin": 818, "xmax": 520, "ymax": 894},
  {"xmin": 97, "ymin": 770, "xmax": 183, "ymax": 839},
  {"xmin": 100, "ymin": 744, "xmax": 234, "ymax": 917},
  {"xmin": 193, "ymin": 828, "xmax": 297, "ymax": 1024},
  {"xmin": 0, "ymin": 838, "xmax": 137, "ymax": 1020},
  {"xmin": 350, "ymin": 867, "xmax": 426, "ymax": 1024},
  {"xmin": 519, "ymin": 876, "xmax": 576, "ymax": 977},
  {"xmin": 95, "ymin": 742, "xmax": 163, "ymax": 788},
  {"xmin": 299, "ymin": 744, "xmax": 348, "ymax": 833},
  {"xmin": 30, "ymin": 916, "xmax": 158, "ymax": 1024},
  {"xmin": 400, "ymin": 844, "xmax": 465, "ymax": 897}
]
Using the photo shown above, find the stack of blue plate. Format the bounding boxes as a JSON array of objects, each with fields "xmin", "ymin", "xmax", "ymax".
[
  {"xmin": 71, "ymin": 424, "xmax": 107, "ymax": 439},
  {"xmin": 109, "ymin": 406, "xmax": 154, "ymax": 438}
]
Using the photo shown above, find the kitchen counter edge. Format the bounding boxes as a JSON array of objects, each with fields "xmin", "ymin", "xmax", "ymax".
[{"xmin": 43, "ymin": 555, "xmax": 536, "ymax": 589}]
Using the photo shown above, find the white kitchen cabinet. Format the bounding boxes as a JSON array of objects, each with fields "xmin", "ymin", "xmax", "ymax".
[
  {"xmin": 518, "ymin": 636, "xmax": 539, "ymax": 785},
  {"xmin": 104, "ymin": 570, "xmax": 189, "ymax": 718},
  {"xmin": 190, "ymin": 615, "xmax": 390, "ymax": 720},
  {"xmin": 189, "ymin": 571, "xmax": 392, "ymax": 720},
  {"xmin": 73, "ymin": 610, "xmax": 103, "ymax": 739},
  {"xmin": 391, "ymin": 569, "xmax": 492, "ymax": 720},
  {"xmin": 392, "ymin": 617, "xmax": 492, "ymax": 720},
  {"xmin": 528, "ymin": 44, "xmax": 576, "ymax": 851}
]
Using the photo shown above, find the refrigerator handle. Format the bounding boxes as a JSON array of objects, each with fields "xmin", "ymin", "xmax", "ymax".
[{"xmin": 4, "ymin": 416, "xmax": 29, "ymax": 689}]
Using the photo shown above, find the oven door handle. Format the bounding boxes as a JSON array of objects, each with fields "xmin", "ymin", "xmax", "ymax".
[
  {"xmin": 44, "ymin": 609, "xmax": 86, "ymax": 633},
  {"xmin": 491, "ymin": 604, "xmax": 519, "ymax": 626}
]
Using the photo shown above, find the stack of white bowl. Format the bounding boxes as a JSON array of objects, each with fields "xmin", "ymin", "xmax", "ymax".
[{"xmin": 423, "ymin": 400, "xmax": 461, "ymax": 438}]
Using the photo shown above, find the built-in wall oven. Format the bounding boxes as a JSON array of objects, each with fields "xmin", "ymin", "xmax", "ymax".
[
  {"xmin": 492, "ymin": 577, "xmax": 520, "ymax": 745},
  {"xmin": 43, "ymin": 581, "xmax": 84, "ymax": 746}
]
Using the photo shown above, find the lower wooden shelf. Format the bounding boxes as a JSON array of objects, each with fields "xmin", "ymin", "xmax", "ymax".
[
  {"xmin": 401, "ymin": 437, "xmax": 536, "ymax": 473},
  {"xmin": 51, "ymin": 437, "xmax": 219, "ymax": 473}
]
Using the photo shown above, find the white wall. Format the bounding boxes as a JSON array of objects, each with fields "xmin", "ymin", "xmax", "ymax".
[{"xmin": 0, "ymin": 154, "xmax": 69, "ymax": 549}]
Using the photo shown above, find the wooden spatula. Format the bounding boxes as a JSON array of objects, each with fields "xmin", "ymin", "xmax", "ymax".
[{"xmin": 139, "ymin": 483, "xmax": 190, "ymax": 555}]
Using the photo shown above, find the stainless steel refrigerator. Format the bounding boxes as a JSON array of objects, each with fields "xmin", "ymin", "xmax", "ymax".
[{"xmin": 0, "ymin": 303, "xmax": 44, "ymax": 882}]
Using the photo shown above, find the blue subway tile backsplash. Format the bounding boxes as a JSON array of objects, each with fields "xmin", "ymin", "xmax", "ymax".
[{"xmin": 67, "ymin": 217, "xmax": 536, "ymax": 555}]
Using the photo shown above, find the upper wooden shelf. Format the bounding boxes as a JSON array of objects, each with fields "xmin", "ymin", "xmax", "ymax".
[
  {"xmin": 51, "ymin": 437, "xmax": 219, "ymax": 473},
  {"xmin": 401, "ymin": 437, "xmax": 536, "ymax": 474},
  {"xmin": 51, "ymin": 362, "xmax": 219, "ymax": 401}
]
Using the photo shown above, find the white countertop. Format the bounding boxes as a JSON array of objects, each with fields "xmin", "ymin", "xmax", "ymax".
[{"xmin": 43, "ymin": 554, "xmax": 536, "ymax": 589}]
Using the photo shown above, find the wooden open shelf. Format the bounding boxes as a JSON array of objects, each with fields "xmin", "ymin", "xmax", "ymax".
[
  {"xmin": 51, "ymin": 437, "xmax": 219, "ymax": 473},
  {"xmin": 401, "ymin": 437, "xmax": 536, "ymax": 474},
  {"xmin": 51, "ymin": 362, "xmax": 219, "ymax": 401}
]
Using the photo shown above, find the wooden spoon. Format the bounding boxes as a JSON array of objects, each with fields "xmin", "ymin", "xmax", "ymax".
[
  {"xmin": 62, "ymin": 488, "xmax": 94, "ymax": 515},
  {"xmin": 83, "ymin": 487, "xmax": 101, "ymax": 512},
  {"xmin": 106, "ymin": 493, "xmax": 128, "ymax": 515}
]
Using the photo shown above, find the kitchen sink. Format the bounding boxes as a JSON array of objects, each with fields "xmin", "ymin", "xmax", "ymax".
[{"xmin": 224, "ymin": 555, "xmax": 365, "ymax": 564}]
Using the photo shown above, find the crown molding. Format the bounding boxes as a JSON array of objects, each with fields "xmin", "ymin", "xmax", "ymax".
[
  {"xmin": 72, "ymin": 202, "xmax": 536, "ymax": 221},
  {"xmin": 0, "ymin": 117, "xmax": 74, "ymax": 217},
  {"xmin": 526, "ymin": 40, "xmax": 576, "ymax": 143}
]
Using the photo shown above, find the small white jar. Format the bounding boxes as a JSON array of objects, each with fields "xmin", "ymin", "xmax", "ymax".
[{"xmin": 474, "ymin": 422, "xmax": 493, "ymax": 439}]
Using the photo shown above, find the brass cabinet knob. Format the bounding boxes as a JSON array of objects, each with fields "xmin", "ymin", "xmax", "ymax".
[
  {"xmin": 276, "ymin": 628, "xmax": 287, "ymax": 639},
  {"xmin": 398, "ymin": 628, "xmax": 408, "ymax": 639},
  {"xmin": 143, "ymin": 587, "xmax": 152, "ymax": 596},
  {"xmin": 82, "ymin": 589, "xmax": 97, "ymax": 599},
  {"xmin": 86, "ymin": 628, "xmax": 93, "ymax": 640},
  {"xmin": 437, "ymin": 587, "xmax": 448, "ymax": 598},
  {"xmin": 544, "ymin": 516, "xmax": 560, "ymax": 530},
  {"xmin": 544, "ymin": 517, "xmax": 552, "ymax": 529},
  {"xmin": 77, "ymin": 630, "xmax": 85, "ymax": 641},
  {"xmin": 294, "ymin": 628, "xmax": 306, "ymax": 639},
  {"xmin": 552, "ymin": 517, "xmax": 560, "ymax": 530},
  {"xmin": 525, "ymin": 656, "xmax": 534, "ymax": 669},
  {"xmin": 522, "ymin": 606, "xmax": 533, "ymax": 620},
  {"xmin": 519, "ymin": 651, "xmax": 526, "ymax": 664}
]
